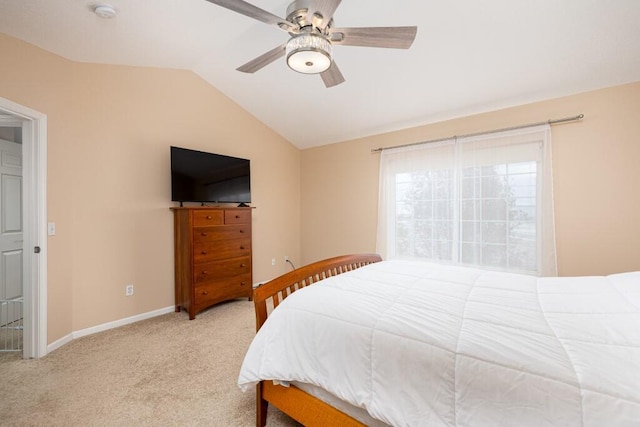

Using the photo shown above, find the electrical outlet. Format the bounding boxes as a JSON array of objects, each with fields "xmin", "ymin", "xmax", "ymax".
[
  {"xmin": 271, "ymin": 258, "xmax": 276, "ymax": 266},
  {"xmin": 125, "ymin": 284, "xmax": 134, "ymax": 296}
]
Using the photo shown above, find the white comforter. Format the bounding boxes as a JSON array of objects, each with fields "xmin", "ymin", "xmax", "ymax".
[{"xmin": 238, "ymin": 260, "xmax": 640, "ymax": 426}]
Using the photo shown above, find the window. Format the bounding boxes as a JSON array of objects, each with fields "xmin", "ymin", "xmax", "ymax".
[{"xmin": 377, "ymin": 125, "xmax": 556, "ymax": 276}]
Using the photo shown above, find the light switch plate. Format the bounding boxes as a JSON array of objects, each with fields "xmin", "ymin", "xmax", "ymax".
[{"xmin": 47, "ymin": 222, "xmax": 56, "ymax": 236}]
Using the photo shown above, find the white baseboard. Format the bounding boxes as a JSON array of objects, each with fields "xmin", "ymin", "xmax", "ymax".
[
  {"xmin": 47, "ymin": 306, "xmax": 175, "ymax": 355},
  {"xmin": 47, "ymin": 333, "xmax": 73, "ymax": 354}
]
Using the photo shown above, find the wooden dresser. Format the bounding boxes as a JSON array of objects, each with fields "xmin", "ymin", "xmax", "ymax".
[{"xmin": 172, "ymin": 207, "xmax": 252, "ymax": 319}]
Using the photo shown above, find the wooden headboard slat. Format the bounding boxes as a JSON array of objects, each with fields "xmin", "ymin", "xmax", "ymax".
[{"xmin": 253, "ymin": 254, "xmax": 383, "ymax": 331}]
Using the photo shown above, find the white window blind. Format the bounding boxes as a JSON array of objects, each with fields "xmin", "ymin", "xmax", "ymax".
[{"xmin": 376, "ymin": 125, "xmax": 557, "ymax": 276}]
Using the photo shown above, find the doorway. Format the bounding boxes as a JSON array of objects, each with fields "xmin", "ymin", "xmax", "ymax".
[
  {"xmin": 0, "ymin": 97, "xmax": 47, "ymax": 359},
  {"xmin": 0, "ymin": 137, "xmax": 23, "ymax": 352}
]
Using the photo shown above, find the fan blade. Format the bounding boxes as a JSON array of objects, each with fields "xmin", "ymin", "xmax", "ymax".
[
  {"xmin": 320, "ymin": 62, "xmax": 345, "ymax": 88},
  {"xmin": 237, "ymin": 44, "xmax": 287, "ymax": 73},
  {"xmin": 205, "ymin": 0, "xmax": 296, "ymax": 32},
  {"xmin": 309, "ymin": 0, "xmax": 342, "ymax": 29},
  {"xmin": 329, "ymin": 26, "xmax": 417, "ymax": 49}
]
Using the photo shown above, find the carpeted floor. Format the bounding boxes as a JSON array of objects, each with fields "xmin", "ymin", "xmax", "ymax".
[{"xmin": 0, "ymin": 300, "xmax": 300, "ymax": 426}]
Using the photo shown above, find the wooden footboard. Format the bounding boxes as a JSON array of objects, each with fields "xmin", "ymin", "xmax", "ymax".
[{"xmin": 252, "ymin": 253, "xmax": 383, "ymax": 427}]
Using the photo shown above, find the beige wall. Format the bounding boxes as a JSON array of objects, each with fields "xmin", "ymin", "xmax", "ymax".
[
  {"xmin": 301, "ymin": 81, "xmax": 640, "ymax": 277},
  {"xmin": 0, "ymin": 34, "xmax": 301, "ymax": 342},
  {"xmin": 3, "ymin": 31, "xmax": 639, "ymax": 346}
]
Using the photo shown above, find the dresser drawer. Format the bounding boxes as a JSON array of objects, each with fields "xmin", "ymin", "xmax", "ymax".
[
  {"xmin": 225, "ymin": 209, "xmax": 251, "ymax": 224},
  {"xmin": 193, "ymin": 224, "xmax": 250, "ymax": 243},
  {"xmin": 194, "ymin": 274, "xmax": 252, "ymax": 307},
  {"xmin": 192, "ymin": 210, "xmax": 224, "ymax": 227},
  {"xmin": 194, "ymin": 256, "xmax": 251, "ymax": 283},
  {"xmin": 193, "ymin": 238, "xmax": 251, "ymax": 263}
]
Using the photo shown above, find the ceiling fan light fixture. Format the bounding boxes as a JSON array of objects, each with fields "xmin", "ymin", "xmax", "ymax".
[{"xmin": 286, "ymin": 33, "xmax": 332, "ymax": 74}]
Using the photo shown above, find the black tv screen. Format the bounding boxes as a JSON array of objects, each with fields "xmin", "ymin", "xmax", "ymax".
[{"xmin": 171, "ymin": 146, "xmax": 251, "ymax": 204}]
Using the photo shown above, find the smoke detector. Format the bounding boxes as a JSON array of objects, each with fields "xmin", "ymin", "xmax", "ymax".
[{"xmin": 94, "ymin": 4, "xmax": 117, "ymax": 19}]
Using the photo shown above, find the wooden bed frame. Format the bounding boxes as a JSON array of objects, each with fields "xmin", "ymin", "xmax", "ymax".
[{"xmin": 252, "ymin": 253, "xmax": 383, "ymax": 427}]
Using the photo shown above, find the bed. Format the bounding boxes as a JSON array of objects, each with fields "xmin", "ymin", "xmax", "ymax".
[{"xmin": 238, "ymin": 254, "xmax": 640, "ymax": 426}]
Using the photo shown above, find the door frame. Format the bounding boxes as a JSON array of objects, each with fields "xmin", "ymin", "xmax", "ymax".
[{"xmin": 0, "ymin": 97, "xmax": 47, "ymax": 358}]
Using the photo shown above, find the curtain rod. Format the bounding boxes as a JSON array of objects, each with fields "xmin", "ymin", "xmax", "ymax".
[{"xmin": 371, "ymin": 114, "xmax": 584, "ymax": 153}]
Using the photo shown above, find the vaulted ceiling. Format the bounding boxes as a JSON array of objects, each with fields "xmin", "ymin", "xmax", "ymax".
[{"xmin": 1, "ymin": 0, "xmax": 639, "ymax": 148}]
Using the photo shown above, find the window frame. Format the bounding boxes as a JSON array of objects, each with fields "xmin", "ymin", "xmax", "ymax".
[{"xmin": 377, "ymin": 125, "xmax": 556, "ymax": 276}]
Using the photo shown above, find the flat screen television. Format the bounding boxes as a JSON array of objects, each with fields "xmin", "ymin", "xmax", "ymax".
[{"xmin": 171, "ymin": 146, "xmax": 251, "ymax": 205}]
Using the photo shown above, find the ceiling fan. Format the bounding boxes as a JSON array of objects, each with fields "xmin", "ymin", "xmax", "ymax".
[{"xmin": 205, "ymin": 0, "xmax": 418, "ymax": 88}]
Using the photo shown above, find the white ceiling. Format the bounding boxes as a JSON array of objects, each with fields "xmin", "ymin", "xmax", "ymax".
[{"xmin": 1, "ymin": 0, "xmax": 639, "ymax": 149}]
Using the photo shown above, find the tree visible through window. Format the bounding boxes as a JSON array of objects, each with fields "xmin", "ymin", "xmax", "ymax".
[{"xmin": 377, "ymin": 125, "xmax": 557, "ymax": 276}]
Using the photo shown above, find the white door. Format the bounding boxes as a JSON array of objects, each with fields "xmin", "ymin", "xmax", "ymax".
[{"xmin": 0, "ymin": 139, "xmax": 22, "ymax": 325}]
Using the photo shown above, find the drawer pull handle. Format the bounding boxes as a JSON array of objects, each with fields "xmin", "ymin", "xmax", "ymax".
[
  {"xmin": 241, "ymin": 282, "xmax": 246, "ymax": 286},
  {"xmin": 240, "ymin": 264, "xmax": 246, "ymax": 268},
  {"xmin": 202, "ymin": 291, "xmax": 209, "ymax": 295},
  {"xmin": 202, "ymin": 271, "xmax": 208, "ymax": 275},
  {"xmin": 240, "ymin": 230, "xmax": 245, "ymax": 233},
  {"xmin": 206, "ymin": 215, "xmax": 212, "ymax": 220},
  {"xmin": 201, "ymin": 250, "xmax": 208, "ymax": 255},
  {"xmin": 240, "ymin": 246, "xmax": 245, "ymax": 250},
  {"xmin": 235, "ymin": 215, "xmax": 240, "ymax": 219},
  {"xmin": 201, "ymin": 232, "xmax": 207, "ymax": 237}
]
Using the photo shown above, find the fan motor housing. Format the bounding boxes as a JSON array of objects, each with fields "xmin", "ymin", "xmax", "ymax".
[{"xmin": 286, "ymin": 0, "xmax": 333, "ymax": 33}]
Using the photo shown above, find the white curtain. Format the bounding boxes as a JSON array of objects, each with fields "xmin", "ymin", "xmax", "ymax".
[{"xmin": 376, "ymin": 124, "xmax": 557, "ymax": 276}]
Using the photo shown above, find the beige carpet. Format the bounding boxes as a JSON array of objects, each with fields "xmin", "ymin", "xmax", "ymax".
[{"xmin": 0, "ymin": 300, "xmax": 300, "ymax": 426}]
